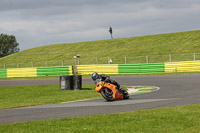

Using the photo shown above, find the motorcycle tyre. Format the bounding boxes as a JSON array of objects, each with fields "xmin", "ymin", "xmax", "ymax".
[
  {"xmin": 123, "ymin": 90, "xmax": 129, "ymax": 99},
  {"xmin": 100, "ymin": 88, "xmax": 114, "ymax": 101}
]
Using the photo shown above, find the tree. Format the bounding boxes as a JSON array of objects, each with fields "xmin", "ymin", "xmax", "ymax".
[{"xmin": 0, "ymin": 33, "xmax": 20, "ymax": 58}]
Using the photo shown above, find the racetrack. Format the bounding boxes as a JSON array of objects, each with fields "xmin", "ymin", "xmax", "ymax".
[{"xmin": 1, "ymin": 74, "xmax": 200, "ymax": 125}]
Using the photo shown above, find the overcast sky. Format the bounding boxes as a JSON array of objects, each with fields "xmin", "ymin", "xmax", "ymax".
[{"xmin": 0, "ymin": 0, "xmax": 200, "ymax": 51}]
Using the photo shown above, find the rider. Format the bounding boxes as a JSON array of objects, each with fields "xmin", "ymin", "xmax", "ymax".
[{"xmin": 91, "ymin": 72, "xmax": 125, "ymax": 93}]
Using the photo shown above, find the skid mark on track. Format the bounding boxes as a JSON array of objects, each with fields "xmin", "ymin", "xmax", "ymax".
[{"xmin": 128, "ymin": 86, "xmax": 160, "ymax": 95}]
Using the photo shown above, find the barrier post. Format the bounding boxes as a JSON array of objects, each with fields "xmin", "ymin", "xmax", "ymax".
[
  {"xmin": 74, "ymin": 57, "xmax": 77, "ymax": 74},
  {"xmin": 31, "ymin": 62, "xmax": 34, "ymax": 67},
  {"xmin": 96, "ymin": 57, "xmax": 98, "ymax": 64},
  {"xmin": 194, "ymin": 53, "xmax": 196, "ymax": 61},
  {"xmin": 125, "ymin": 56, "xmax": 127, "ymax": 64},
  {"xmin": 62, "ymin": 60, "xmax": 64, "ymax": 66},
  {"xmin": 78, "ymin": 58, "xmax": 80, "ymax": 65},
  {"xmin": 146, "ymin": 56, "xmax": 149, "ymax": 64},
  {"xmin": 74, "ymin": 54, "xmax": 81, "ymax": 75},
  {"xmin": 169, "ymin": 54, "xmax": 172, "ymax": 62}
]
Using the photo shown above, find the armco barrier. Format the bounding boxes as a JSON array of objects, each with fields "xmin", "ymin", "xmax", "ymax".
[
  {"xmin": 118, "ymin": 63, "xmax": 165, "ymax": 74},
  {"xmin": 165, "ymin": 61, "xmax": 200, "ymax": 73},
  {"xmin": 0, "ymin": 66, "xmax": 73, "ymax": 78},
  {"xmin": 77, "ymin": 61, "xmax": 200, "ymax": 75},
  {"xmin": 77, "ymin": 64, "xmax": 118, "ymax": 75},
  {"xmin": 37, "ymin": 66, "xmax": 73, "ymax": 76},
  {"xmin": 7, "ymin": 68, "xmax": 37, "ymax": 78},
  {"xmin": 0, "ymin": 69, "xmax": 7, "ymax": 78},
  {"xmin": 2, "ymin": 61, "xmax": 200, "ymax": 78},
  {"xmin": 77, "ymin": 63, "xmax": 165, "ymax": 75}
]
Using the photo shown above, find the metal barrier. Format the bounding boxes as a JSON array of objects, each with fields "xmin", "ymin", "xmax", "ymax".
[
  {"xmin": 118, "ymin": 63, "xmax": 165, "ymax": 74},
  {"xmin": 165, "ymin": 61, "xmax": 200, "ymax": 73},
  {"xmin": 37, "ymin": 66, "xmax": 73, "ymax": 77},
  {"xmin": 77, "ymin": 64, "xmax": 119, "ymax": 75},
  {"xmin": 1, "ymin": 61, "xmax": 200, "ymax": 78},
  {"xmin": 0, "ymin": 66, "xmax": 73, "ymax": 78},
  {"xmin": 76, "ymin": 61, "xmax": 200, "ymax": 75}
]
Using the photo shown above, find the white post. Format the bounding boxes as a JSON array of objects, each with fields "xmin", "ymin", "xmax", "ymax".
[
  {"xmin": 169, "ymin": 54, "xmax": 172, "ymax": 62},
  {"xmin": 62, "ymin": 60, "xmax": 64, "ymax": 66},
  {"xmin": 146, "ymin": 56, "xmax": 149, "ymax": 64},
  {"xmin": 78, "ymin": 58, "xmax": 80, "ymax": 65},
  {"xmin": 46, "ymin": 61, "xmax": 48, "ymax": 67},
  {"xmin": 194, "ymin": 53, "xmax": 196, "ymax": 61},
  {"xmin": 4, "ymin": 64, "xmax": 6, "ymax": 69},
  {"xmin": 96, "ymin": 57, "xmax": 98, "ymax": 64},
  {"xmin": 125, "ymin": 56, "xmax": 127, "ymax": 64},
  {"xmin": 31, "ymin": 62, "xmax": 34, "ymax": 67},
  {"xmin": 74, "ymin": 56, "xmax": 77, "ymax": 75}
]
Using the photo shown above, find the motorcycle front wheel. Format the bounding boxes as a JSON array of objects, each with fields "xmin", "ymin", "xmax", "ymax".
[{"xmin": 100, "ymin": 88, "xmax": 114, "ymax": 101}]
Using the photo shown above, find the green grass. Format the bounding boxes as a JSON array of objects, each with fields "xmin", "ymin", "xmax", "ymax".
[
  {"xmin": 1, "ymin": 30, "xmax": 200, "ymax": 68},
  {"xmin": 0, "ymin": 104, "xmax": 200, "ymax": 132},
  {"xmin": 0, "ymin": 84, "xmax": 100, "ymax": 109},
  {"xmin": 0, "ymin": 84, "xmax": 128, "ymax": 109}
]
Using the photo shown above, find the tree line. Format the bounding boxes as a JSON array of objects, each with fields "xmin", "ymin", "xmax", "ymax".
[{"xmin": 0, "ymin": 33, "xmax": 20, "ymax": 58}]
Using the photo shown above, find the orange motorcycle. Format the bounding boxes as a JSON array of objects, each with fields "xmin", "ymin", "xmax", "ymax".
[{"xmin": 95, "ymin": 79, "xmax": 129, "ymax": 101}]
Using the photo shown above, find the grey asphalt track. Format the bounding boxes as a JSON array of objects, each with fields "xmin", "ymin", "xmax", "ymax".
[{"xmin": 0, "ymin": 74, "xmax": 200, "ymax": 125}]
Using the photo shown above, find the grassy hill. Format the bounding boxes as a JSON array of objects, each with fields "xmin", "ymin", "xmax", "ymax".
[{"xmin": 0, "ymin": 30, "xmax": 200, "ymax": 68}]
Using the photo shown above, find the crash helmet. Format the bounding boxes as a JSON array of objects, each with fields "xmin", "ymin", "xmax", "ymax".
[{"xmin": 92, "ymin": 72, "xmax": 99, "ymax": 80}]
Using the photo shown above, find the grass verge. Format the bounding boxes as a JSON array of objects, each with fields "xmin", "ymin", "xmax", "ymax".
[
  {"xmin": 0, "ymin": 104, "xmax": 200, "ymax": 132},
  {"xmin": 0, "ymin": 84, "xmax": 100, "ymax": 110},
  {"xmin": 1, "ymin": 30, "xmax": 200, "ymax": 68}
]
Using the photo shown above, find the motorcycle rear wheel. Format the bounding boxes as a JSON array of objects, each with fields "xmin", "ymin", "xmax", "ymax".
[
  {"xmin": 100, "ymin": 88, "xmax": 114, "ymax": 101},
  {"xmin": 119, "ymin": 88, "xmax": 129, "ymax": 100},
  {"xmin": 123, "ymin": 90, "xmax": 129, "ymax": 99}
]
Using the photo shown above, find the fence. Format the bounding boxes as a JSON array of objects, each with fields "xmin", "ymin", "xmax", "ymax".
[
  {"xmin": 0, "ymin": 53, "xmax": 200, "ymax": 69},
  {"xmin": 0, "ymin": 59, "xmax": 74, "ymax": 69}
]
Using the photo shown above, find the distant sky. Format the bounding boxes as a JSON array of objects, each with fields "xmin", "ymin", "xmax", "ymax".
[{"xmin": 0, "ymin": 0, "xmax": 200, "ymax": 51}]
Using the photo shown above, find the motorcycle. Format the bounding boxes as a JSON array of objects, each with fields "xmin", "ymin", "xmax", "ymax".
[{"xmin": 95, "ymin": 79, "xmax": 129, "ymax": 101}]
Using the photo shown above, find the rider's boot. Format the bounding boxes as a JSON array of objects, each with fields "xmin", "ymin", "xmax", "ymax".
[
  {"xmin": 116, "ymin": 86, "xmax": 126, "ymax": 94},
  {"xmin": 118, "ymin": 86, "xmax": 129, "ymax": 95},
  {"xmin": 112, "ymin": 80, "xmax": 128, "ymax": 95}
]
